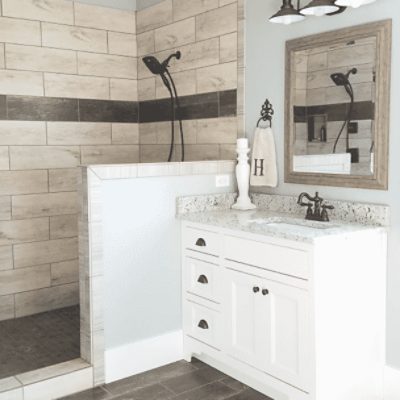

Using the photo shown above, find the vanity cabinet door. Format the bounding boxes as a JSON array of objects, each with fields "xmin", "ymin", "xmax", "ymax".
[
  {"xmin": 224, "ymin": 268, "xmax": 311, "ymax": 392},
  {"xmin": 224, "ymin": 269, "xmax": 268, "ymax": 369},
  {"xmin": 262, "ymin": 280, "xmax": 311, "ymax": 392}
]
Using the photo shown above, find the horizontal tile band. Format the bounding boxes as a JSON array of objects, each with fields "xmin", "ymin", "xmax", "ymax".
[
  {"xmin": 294, "ymin": 101, "xmax": 375, "ymax": 123},
  {"xmin": 0, "ymin": 90, "xmax": 237, "ymax": 123}
]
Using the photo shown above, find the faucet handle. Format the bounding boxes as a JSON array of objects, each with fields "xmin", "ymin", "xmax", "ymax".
[{"xmin": 321, "ymin": 204, "xmax": 334, "ymax": 222}]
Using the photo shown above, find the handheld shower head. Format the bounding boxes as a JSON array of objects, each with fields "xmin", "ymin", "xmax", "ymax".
[
  {"xmin": 142, "ymin": 56, "xmax": 164, "ymax": 75},
  {"xmin": 330, "ymin": 67, "xmax": 358, "ymax": 86}
]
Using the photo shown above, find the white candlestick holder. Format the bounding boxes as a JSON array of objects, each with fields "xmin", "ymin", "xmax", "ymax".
[{"xmin": 232, "ymin": 139, "xmax": 256, "ymax": 211}]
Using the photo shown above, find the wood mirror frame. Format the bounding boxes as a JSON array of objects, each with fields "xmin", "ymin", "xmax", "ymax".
[{"xmin": 285, "ymin": 20, "xmax": 392, "ymax": 190}]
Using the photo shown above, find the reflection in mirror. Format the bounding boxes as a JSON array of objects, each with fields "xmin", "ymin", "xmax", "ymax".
[
  {"xmin": 285, "ymin": 20, "xmax": 391, "ymax": 190},
  {"xmin": 292, "ymin": 37, "xmax": 376, "ymax": 176}
]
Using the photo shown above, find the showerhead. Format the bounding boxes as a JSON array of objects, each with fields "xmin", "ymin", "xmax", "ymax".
[
  {"xmin": 330, "ymin": 67, "xmax": 358, "ymax": 86},
  {"xmin": 142, "ymin": 51, "xmax": 182, "ymax": 76},
  {"xmin": 142, "ymin": 56, "xmax": 164, "ymax": 75}
]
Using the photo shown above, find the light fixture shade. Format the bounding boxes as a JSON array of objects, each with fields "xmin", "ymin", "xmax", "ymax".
[
  {"xmin": 270, "ymin": 0, "xmax": 306, "ymax": 25},
  {"xmin": 301, "ymin": 0, "xmax": 340, "ymax": 16},
  {"xmin": 335, "ymin": 0, "xmax": 376, "ymax": 8}
]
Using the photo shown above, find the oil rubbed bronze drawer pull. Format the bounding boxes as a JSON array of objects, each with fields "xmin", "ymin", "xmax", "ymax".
[
  {"xmin": 262, "ymin": 289, "xmax": 269, "ymax": 296},
  {"xmin": 197, "ymin": 275, "xmax": 209, "ymax": 284},
  {"xmin": 198, "ymin": 319, "xmax": 209, "ymax": 330},
  {"xmin": 195, "ymin": 238, "xmax": 206, "ymax": 247}
]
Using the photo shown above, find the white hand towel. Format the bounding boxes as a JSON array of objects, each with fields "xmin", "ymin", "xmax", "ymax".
[{"xmin": 250, "ymin": 127, "xmax": 278, "ymax": 187}]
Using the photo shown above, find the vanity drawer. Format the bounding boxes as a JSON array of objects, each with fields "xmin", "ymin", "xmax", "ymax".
[
  {"xmin": 184, "ymin": 300, "xmax": 221, "ymax": 349},
  {"xmin": 184, "ymin": 257, "xmax": 221, "ymax": 303},
  {"xmin": 224, "ymin": 235, "xmax": 309, "ymax": 279},
  {"xmin": 183, "ymin": 226, "xmax": 220, "ymax": 257}
]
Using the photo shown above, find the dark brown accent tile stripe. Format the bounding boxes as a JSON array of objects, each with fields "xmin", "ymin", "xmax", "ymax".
[
  {"xmin": 0, "ymin": 90, "xmax": 237, "ymax": 124},
  {"xmin": 294, "ymin": 101, "xmax": 374, "ymax": 123},
  {"xmin": 79, "ymin": 99, "xmax": 138, "ymax": 123},
  {"xmin": 7, "ymin": 96, "xmax": 79, "ymax": 122}
]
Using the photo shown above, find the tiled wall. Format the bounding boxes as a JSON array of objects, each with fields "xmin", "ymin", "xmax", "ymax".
[
  {"xmin": 136, "ymin": 0, "xmax": 244, "ymax": 162},
  {"xmin": 293, "ymin": 38, "xmax": 375, "ymax": 174},
  {"xmin": 0, "ymin": 0, "xmax": 138, "ymax": 321},
  {"xmin": 0, "ymin": 0, "xmax": 244, "ymax": 321}
]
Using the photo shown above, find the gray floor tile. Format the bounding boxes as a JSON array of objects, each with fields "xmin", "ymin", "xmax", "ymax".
[
  {"xmin": 112, "ymin": 383, "xmax": 174, "ymax": 400},
  {"xmin": 226, "ymin": 388, "xmax": 274, "ymax": 400},
  {"xmin": 220, "ymin": 377, "xmax": 248, "ymax": 392},
  {"xmin": 170, "ymin": 381, "xmax": 237, "ymax": 400},
  {"xmin": 162, "ymin": 365, "xmax": 227, "ymax": 395},
  {"xmin": 105, "ymin": 361, "xmax": 197, "ymax": 396},
  {"xmin": 0, "ymin": 306, "xmax": 80, "ymax": 379},
  {"xmin": 58, "ymin": 386, "xmax": 112, "ymax": 400}
]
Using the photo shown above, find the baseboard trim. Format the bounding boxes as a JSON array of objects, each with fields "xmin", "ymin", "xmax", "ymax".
[
  {"xmin": 104, "ymin": 330, "xmax": 184, "ymax": 383},
  {"xmin": 385, "ymin": 365, "xmax": 400, "ymax": 399}
]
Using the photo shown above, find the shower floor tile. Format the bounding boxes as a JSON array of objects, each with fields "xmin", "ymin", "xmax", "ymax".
[{"xmin": 0, "ymin": 306, "xmax": 80, "ymax": 379}]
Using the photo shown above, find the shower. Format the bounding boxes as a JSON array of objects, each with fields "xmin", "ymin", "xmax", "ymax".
[
  {"xmin": 142, "ymin": 51, "xmax": 185, "ymax": 162},
  {"xmin": 330, "ymin": 67, "xmax": 358, "ymax": 160}
]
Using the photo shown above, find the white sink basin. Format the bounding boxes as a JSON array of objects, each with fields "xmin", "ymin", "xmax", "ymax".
[{"xmin": 247, "ymin": 218, "xmax": 339, "ymax": 231}]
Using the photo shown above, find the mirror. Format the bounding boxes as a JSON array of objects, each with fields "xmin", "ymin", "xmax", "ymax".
[{"xmin": 285, "ymin": 20, "xmax": 391, "ymax": 190}]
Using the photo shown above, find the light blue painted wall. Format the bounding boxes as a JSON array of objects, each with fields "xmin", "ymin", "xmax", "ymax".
[
  {"xmin": 246, "ymin": 0, "xmax": 400, "ymax": 368},
  {"xmin": 71, "ymin": 0, "xmax": 136, "ymax": 10}
]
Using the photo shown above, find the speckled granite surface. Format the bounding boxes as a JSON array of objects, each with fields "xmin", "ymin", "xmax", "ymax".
[{"xmin": 176, "ymin": 193, "xmax": 389, "ymax": 243}]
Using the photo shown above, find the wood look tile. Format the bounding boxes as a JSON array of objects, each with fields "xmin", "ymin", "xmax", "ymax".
[
  {"xmin": 155, "ymin": 69, "xmax": 196, "ymax": 99},
  {"xmin": 0, "ymin": 218, "xmax": 49, "ymax": 246},
  {"xmin": 0, "ymin": 196, "xmax": 11, "ymax": 221},
  {"xmin": 0, "ymin": 295, "xmax": 14, "ymax": 321},
  {"xmin": 0, "ymin": 44, "xmax": 4, "ymax": 69},
  {"xmin": 196, "ymin": 62, "xmax": 237, "ymax": 94},
  {"xmin": 154, "ymin": 18, "xmax": 195, "ymax": 52},
  {"xmin": 110, "ymin": 79, "xmax": 138, "ymax": 102},
  {"xmin": 0, "ymin": 121, "xmax": 46, "ymax": 145},
  {"xmin": 49, "ymin": 168, "xmax": 80, "ymax": 193},
  {"xmin": 137, "ymin": 0, "xmax": 173, "ymax": 33},
  {"xmin": 184, "ymin": 144, "xmax": 220, "ymax": 161},
  {"xmin": 197, "ymin": 117, "xmax": 237, "ymax": 144},
  {"xmin": 42, "ymin": 23, "xmax": 108, "ymax": 53},
  {"xmin": 78, "ymin": 52, "xmax": 137, "ymax": 79},
  {"xmin": 44, "ymin": 73, "xmax": 110, "ymax": 100},
  {"xmin": 47, "ymin": 122, "xmax": 111, "ymax": 145},
  {"xmin": 10, "ymin": 146, "xmax": 80, "ymax": 170},
  {"xmin": 220, "ymin": 32, "xmax": 238, "ymax": 63},
  {"xmin": 173, "ymin": 0, "xmax": 219, "ymax": 21},
  {"xmin": 196, "ymin": 3, "xmax": 237, "ymax": 41},
  {"xmin": 0, "ymin": 147, "xmax": 9, "ymax": 170},
  {"xmin": 13, "ymin": 237, "xmax": 78, "ymax": 269},
  {"xmin": 74, "ymin": 3, "xmax": 135, "ymax": 34},
  {"xmin": 80, "ymin": 145, "xmax": 139, "ymax": 165},
  {"xmin": 0, "ymin": 70, "xmax": 43, "ymax": 96},
  {"xmin": 50, "ymin": 215, "xmax": 78, "ymax": 240},
  {"xmin": 0, "ymin": 246, "xmax": 13, "ymax": 271},
  {"xmin": 0, "ymin": 170, "xmax": 48, "ymax": 195},
  {"xmin": 12, "ymin": 192, "xmax": 78, "ymax": 219},
  {"xmin": 138, "ymin": 78, "xmax": 156, "ymax": 101},
  {"xmin": 51, "ymin": 259, "xmax": 79, "ymax": 286},
  {"xmin": 112, "ymin": 123, "xmax": 139, "ymax": 144},
  {"xmin": 2, "ymin": 0, "xmax": 74, "ymax": 24},
  {"xmin": 6, "ymin": 44, "xmax": 77, "ymax": 74},
  {"xmin": 0, "ymin": 264, "xmax": 51, "ymax": 296},
  {"xmin": 171, "ymin": 381, "xmax": 236, "ymax": 400},
  {"xmin": 0, "ymin": 96, "xmax": 6, "ymax": 120},
  {"xmin": 79, "ymin": 99, "xmax": 138, "ymax": 123},
  {"xmin": 0, "ymin": 17, "xmax": 41, "ymax": 46},
  {"xmin": 137, "ymin": 31, "xmax": 155, "ymax": 56},
  {"xmin": 108, "ymin": 32, "xmax": 137, "ymax": 57}
]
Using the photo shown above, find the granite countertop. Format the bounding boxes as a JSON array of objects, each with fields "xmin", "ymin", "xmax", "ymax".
[{"xmin": 178, "ymin": 208, "xmax": 386, "ymax": 243}]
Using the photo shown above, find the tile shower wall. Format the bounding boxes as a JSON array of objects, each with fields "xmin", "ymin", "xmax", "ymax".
[
  {"xmin": 0, "ymin": 0, "xmax": 138, "ymax": 321},
  {"xmin": 136, "ymin": 0, "xmax": 244, "ymax": 162}
]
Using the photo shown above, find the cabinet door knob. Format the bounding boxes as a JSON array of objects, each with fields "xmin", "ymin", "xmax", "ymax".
[
  {"xmin": 253, "ymin": 286, "xmax": 260, "ymax": 293},
  {"xmin": 197, "ymin": 275, "xmax": 208, "ymax": 284},
  {"xmin": 195, "ymin": 238, "xmax": 206, "ymax": 247},
  {"xmin": 262, "ymin": 289, "xmax": 269, "ymax": 296},
  {"xmin": 198, "ymin": 319, "xmax": 209, "ymax": 330}
]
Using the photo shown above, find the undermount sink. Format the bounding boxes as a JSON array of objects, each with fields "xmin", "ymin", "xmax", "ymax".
[{"xmin": 247, "ymin": 218, "xmax": 339, "ymax": 231}]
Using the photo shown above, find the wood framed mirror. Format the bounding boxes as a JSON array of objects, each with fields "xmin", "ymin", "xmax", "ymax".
[{"xmin": 285, "ymin": 20, "xmax": 392, "ymax": 190}]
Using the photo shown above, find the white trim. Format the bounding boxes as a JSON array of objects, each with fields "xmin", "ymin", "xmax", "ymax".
[
  {"xmin": 104, "ymin": 330, "xmax": 184, "ymax": 384},
  {"xmin": 385, "ymin": 365, "xmax": 400, "ymax": 399}
]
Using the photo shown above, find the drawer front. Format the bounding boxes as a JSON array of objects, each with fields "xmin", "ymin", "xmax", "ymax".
[
  {"xmin": 224, "ymin": 235, "xmax": 309, "ymax": 279},
  {"xmin": 183, "ymin": 300, "xmax": 221, "ymax": 349},
  {"xmin": 184, "ymin": 227, "xmax": 220, "ymax": 257},
  {"xmin": 184, "ymin": 257, "xmax": 221, "ymax": 303}
]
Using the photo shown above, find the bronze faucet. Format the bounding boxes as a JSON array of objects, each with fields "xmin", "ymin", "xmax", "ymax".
[{"xmin": 297, "ymin": 192, "xmax": 334, "ymax": 222}]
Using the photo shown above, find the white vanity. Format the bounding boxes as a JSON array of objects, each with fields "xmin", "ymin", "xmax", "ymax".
[{"xmin": 180, "ymin": 207, "xmax": 387, "ymax": 400}]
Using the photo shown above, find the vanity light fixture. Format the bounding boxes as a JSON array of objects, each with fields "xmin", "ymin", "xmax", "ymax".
[
  {"xmin": 269, "ymin": 0, "xmax": 306, "ymax": 25},
  {"xmin": 335, "ymin": 0, "xmax": 376, "ymax": 8},
  {"xmin": 270, "ymin": 0, "xmax": 376, "ymax": 24}
]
